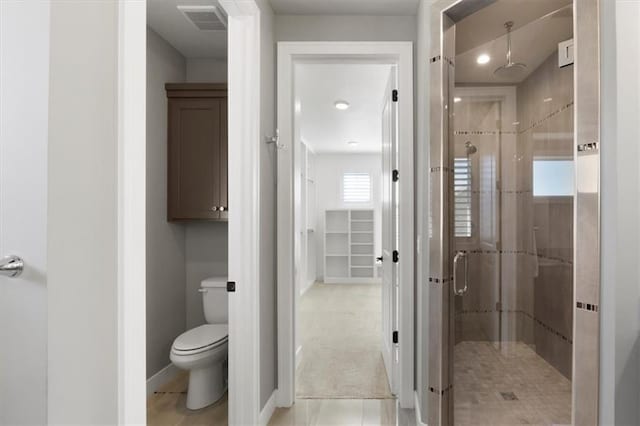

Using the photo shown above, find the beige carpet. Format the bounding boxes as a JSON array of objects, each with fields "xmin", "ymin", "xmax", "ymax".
[{"xmin": 296, "ymin": 282, "xmax": 393, "ymax": 399}]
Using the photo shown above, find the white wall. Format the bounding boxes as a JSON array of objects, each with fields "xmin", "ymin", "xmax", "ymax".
[
  {"xmin": 258, "ymin": 0, "xmax": 278, "ymax": 410},
  {"xmin": 314, "ymin": 153, "xmax": 383, "ymax": 280},
  {"xmin": 275, "ymin": 15, "xmax": 417, "ymax": 42},
  {"xmin": 146, "ymin": 28, "xmax": 187, "ymax": 379},
  {"xmin": 186, "ymin": 58, "xmax": 228, "ymax": 83},
  {"xmin": 600, "ymin": 0, "xmax": 640, "ymax": 424},
  {"xmin": 47, "ymin": 1, "xmax": 120, "ymax": 422},
  {"xmin": 182, "ymin": 62, "xmax": 229, "ymax": 331},
  {"xmin": 185, "ymin": 223, "xmax": 228, "ymax": 328}
]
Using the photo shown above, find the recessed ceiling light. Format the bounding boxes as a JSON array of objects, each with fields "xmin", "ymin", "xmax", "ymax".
[
  {"xmin": 347, "ymin": 140, "xmax": 359, "ymax": 146},
  {"xmin": 454, "ymin": 97, "xmax": 462, "ymax": 103},
  {"xmin": 543, "ymin": 97, "xmax": 553, "ymax": 103},
  {"xmin": 334, "ymin": 100, "xmax": 350, "ymax": 110},
  {"xmin": 476, "ymin": 54, "xmax": 491, "ymax": 65}
]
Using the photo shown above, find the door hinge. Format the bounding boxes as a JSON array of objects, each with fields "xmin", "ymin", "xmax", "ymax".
[
  {"xmin": 392, "ymin": 330, "xmax": 399, "ymax": 344},
  {"xmin": 392, "ymin": 169, "xmax": 399, "ymax": 182},
  {"xmin": 392, "ymin": 89, "xmax": 398, "ymax": 102},
  {"xmin": 393, "ymin": 250, "xmax": 399, "ymax": 263},
  {"xmin": 227, "ymin": 281, "xmax": 236, "ymax": 292}
]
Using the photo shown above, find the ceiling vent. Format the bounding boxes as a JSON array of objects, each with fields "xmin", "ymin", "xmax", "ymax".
[{"xmin": 177, "ymin": 5, "xmax": 227, "ymax": 31}]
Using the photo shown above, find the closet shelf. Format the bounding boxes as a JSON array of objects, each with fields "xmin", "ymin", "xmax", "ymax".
[{"xmin": 324, "ymin": 209, "xmax": 377, "ymax": 283}]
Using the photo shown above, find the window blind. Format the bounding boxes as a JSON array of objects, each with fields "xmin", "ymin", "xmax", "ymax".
[
  {"xmin": 342, "ymin": 172, "xmax": 371, "ymax": 203},
  {"xmin": 454, "ymin": 158, "xmax": 472, "ymax": 238}
]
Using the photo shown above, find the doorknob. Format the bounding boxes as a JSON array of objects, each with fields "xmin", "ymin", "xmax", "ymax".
[{"xmin": 0, "ymin": 255, "xmax": 24, "ymax": 278}]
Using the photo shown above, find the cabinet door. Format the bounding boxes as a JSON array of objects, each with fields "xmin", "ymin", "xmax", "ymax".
[{"xmin": 168, "ymin": 98, "xmax": 221, "ymax": 220}]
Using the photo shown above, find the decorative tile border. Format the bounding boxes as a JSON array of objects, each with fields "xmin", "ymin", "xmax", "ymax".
[
  {"xmin": 576, "ymin": 301, "xmax": 599, "ymax": 312},
  {"xmin": 467, "ymin": 189, "xmax": 533, "ymax": 195},
  {"xmin": 518, "ymin": 102, "xmax": 574, "ymax": 134},
  {"xmin": 453, "ymin": 102, "xmax": 574, "ymax": 139},
  {"xmin": 429, "ymin": 166, "xmax": 453, "ymax": 173},
  {"xmin": 577, "ymin": 142, "xmax": 599, "ymax": 153},
  {"xmin": 457, "ymin": 308, "xmax": 573, "ymax": 344},
  {"xmin": 454, "ymin": 130, "xmax": 517, "ymax": 136},
  {"xmin": 429, "ymin": 384, "xmax": 453, "ymax": 395},
  {"xmin": 457, "ymin": 248, "xmax": 573, "ymax": 266},
  {"xmin": 429, "ymin": 55, "xmax": 455, "ymax": 67},
  {"xmin": 429, "ymin": 276, "xmax": 453, "ymax": 284}
]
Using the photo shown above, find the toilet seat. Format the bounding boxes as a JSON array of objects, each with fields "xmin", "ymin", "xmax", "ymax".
[{"xmin": 172, "ymin": 324, "xmax": 228, "ymax": 355}]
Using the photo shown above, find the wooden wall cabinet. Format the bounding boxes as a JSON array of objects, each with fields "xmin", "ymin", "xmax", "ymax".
[{"xmin": 166, "ymin": 83, "xmax": 227, "ymax": 221}]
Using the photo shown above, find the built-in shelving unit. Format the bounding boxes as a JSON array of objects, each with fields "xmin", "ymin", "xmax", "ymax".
[{"xmin": 324, "ymin": 209, "xmax": 376, "ymax": 283}]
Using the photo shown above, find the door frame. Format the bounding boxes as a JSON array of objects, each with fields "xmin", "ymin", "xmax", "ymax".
[
  {"xmin": 276, "ymin": 41, "xmax": 415, "ymax": 408},
  {"xmin": 117, "ymin": 0, "xmax": 264, "ymax": 424},
  {"xmin": 218, "ymin": 1, "xmax": 263, "ymax": 424}
]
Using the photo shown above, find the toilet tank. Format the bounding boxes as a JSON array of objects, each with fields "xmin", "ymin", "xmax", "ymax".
[{"xmin": 201, "ymin": 276, "xmax": 228, "ymax": 324}]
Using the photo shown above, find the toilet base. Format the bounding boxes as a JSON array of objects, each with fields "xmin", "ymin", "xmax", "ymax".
[{"xmin": 186, "ymin": 361, "xmax": 226, "ymax": 410}]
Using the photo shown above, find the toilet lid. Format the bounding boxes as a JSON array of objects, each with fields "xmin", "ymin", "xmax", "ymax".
[{"xmin": 173, "ymin": 324, "xmax": 228, "ymax": 352}]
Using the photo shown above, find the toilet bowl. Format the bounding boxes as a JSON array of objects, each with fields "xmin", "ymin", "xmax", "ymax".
[
  {"xmin": 170, "ymin": 323, "xmax": 228, "ymax": 410},
  {"xmin": 170, "ymin": 276, "xmax": 229, "ymax": 410}
]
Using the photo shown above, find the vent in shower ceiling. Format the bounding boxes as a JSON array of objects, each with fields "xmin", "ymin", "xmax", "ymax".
[{"xmin": 177, "ymin": 5, "xmax": 227, "ymax": 31}]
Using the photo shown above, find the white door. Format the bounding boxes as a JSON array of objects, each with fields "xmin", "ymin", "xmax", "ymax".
[
  {"xmin": 0, "ymin": 1, "xmax": 50, "ymax": 424},
  {"xmin": 380, "ymin": 67, "xmax": 398, "ymax": 393}
]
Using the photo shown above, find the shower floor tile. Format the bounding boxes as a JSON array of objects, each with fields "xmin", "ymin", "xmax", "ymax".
[{"xmin": 454, "ymin": 341, "xmax": 571, "ymax": 425}]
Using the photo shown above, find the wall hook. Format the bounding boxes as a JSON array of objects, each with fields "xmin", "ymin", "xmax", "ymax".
[{"xmin": 265, "ymin": 129, "xmax": 285, "ymax": 149}]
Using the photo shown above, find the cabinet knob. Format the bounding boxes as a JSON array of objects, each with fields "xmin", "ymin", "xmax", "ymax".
[
  {"xmin": 211, "ymin": 206, "xmax": 218, "ymax": 212},
  {"xmin": 219, "ymin": 206, "xmax": 226, "ymax": 212}
]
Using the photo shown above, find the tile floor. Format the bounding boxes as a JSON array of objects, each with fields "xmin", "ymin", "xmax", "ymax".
[
  {"xmin": 147, "ymin": 372, "xmax": 415, "ymax": 426},
  {"xmin": 147, "ymin": 371, "xmax": 227, "ymax": 425},
  {"xmin": 268, "ymin": 399, "xmax": 415, "ymax": 426},
  {"xmin": 454, "ymin": 341, "xmax": 572, "ymax": 425}
]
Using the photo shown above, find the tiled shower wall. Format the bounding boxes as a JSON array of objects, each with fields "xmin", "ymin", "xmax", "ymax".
[
  {"xmin": 516, "ymin": 51, "xmax": 574, "ymax": 379},
  {"xmin": 453, "ymin": 50, "xmax": 574, "ymax": 379}
]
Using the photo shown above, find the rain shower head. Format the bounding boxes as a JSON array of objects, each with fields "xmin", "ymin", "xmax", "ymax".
[{"xmin": 494, "ymin": 21, "xmax": 527, "ymax": 79}]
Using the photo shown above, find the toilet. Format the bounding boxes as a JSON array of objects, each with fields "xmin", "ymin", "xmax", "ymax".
[{"xmin": 170, "ymin": 277, "xmax": 229, "ymax": 410}]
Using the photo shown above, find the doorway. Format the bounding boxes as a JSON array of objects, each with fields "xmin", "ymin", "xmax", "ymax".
[
  {"xmin": 293, "ymin": 63, "xmax": 392, "ymax": 401},
  {"xmin": 276, "ymin": 42, "xmax": 414, "ymax": 409}
]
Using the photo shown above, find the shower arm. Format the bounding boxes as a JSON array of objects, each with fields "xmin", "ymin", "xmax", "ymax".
[{"xmin": 505, "ymin": 21, "xmax": 514, "ymax": 66}]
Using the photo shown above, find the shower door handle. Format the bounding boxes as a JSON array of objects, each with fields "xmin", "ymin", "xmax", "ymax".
[{"xmin": 453, "ymin": 251, "xmax": 468, "ymax": 296}]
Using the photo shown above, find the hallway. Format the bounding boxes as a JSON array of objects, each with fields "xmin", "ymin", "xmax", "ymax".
[{"xmin": 295, "ymin": 283, "xmax": 392, "ymax": 399}]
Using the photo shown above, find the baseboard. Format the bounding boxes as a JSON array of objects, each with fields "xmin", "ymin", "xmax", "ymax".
[
  {"xmin": 259, "ymin": 389, "xmax": 277, "ymax": 426},
  {"xmin": 146, "ymin": 363, "xmax": 180, "ymax": 397},
  {"xmin": 323, "ymin": 278, "xmax": 382, "ymax": 284},
  {"xmin": 414, "ymin": 391, "xmax": 427, "ymax": 426},
  {"xmin": 300, "ymin": 279, "xmax": 315, "ymax": 296},
  {"xmin": 295, "ymin": 345, "xmax": 303, "ymax": 370}
]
